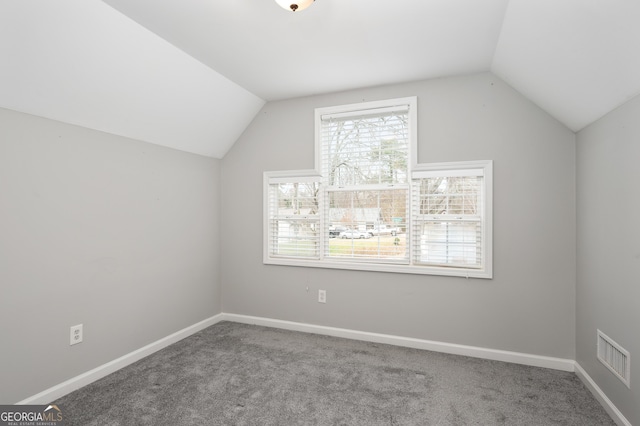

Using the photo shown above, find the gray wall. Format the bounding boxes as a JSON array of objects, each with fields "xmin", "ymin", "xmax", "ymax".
[
  {"xmin": 576, "ymin": 95, "xmax": 640, "ymax": 425},
  {"xmin": 221, "ymin": 72, "xmax": 577, "ymax": 359},
  {"xmin": 0, "ymin": 108, "xmax": 222, "ymax": 404}
]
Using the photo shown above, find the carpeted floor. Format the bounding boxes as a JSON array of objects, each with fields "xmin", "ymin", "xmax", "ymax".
[{"xmin": 54, "ymin": 321, "xmax": 614, "ymax": 425}]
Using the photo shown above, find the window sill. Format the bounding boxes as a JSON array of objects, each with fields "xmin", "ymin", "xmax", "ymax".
[{"xmin": 263, "ymin": 257, "xmax": 492, "ymax": 279}]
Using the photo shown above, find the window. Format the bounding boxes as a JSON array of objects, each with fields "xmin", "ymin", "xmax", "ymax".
[
  {"xmin": 411, "ymin": 163, "xmax": 489, "ymax": 271},
  {"xmin": 265, "ymin": 172, "xmax": 321, "ymax": 260},
  {"xmin": 264, "ymin": 97, "xmax": 492, "ymax": 278},
  {"xmin": 320, "ymin": 101, "xmax": 410, "ymax": 263}
]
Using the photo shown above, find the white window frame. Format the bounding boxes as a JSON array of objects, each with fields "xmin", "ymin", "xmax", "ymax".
[
  {"xmin": 410, "ymin": 160, "xmax": 493, "ymax": 279},
  {"xmin": 263, "ymin": 170, "xmax": 323, "ymax": 263},
  {"xmin": 264, "ymin": 97, "xmax": 493, "ymax": 279}
]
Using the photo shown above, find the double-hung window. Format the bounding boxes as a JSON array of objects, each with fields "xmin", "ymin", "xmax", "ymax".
[
  {"xmin": 266, "ymin": 171, "xmax": 321, "ymax": 259},
  {"xmin": 264, "ymin": 97, "xmax": 492, "ymax": 278},
  {"xmin": 411, "ymin": 163, "xmax": 490, "ymax": 272},
  {"xmin": 320, "ymin": 100, "xmax": 411, "ymax": 264}
]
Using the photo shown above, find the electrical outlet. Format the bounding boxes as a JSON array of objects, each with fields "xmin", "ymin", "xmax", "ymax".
[
  {"xmin": 318, "ymin": 289, "xmax": 326, "ymax": 303},
  {"xmin": 70, "ymin": 324, "xmax": 83, "ymax": 345}
]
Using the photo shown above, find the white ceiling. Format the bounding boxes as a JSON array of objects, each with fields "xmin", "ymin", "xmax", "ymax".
[
  {"xmin": 0, "ymin": 1, "xmax": 264, "ymax": 158},
  {"xmin": 2, "ymin": 0, "xmax": 639, "ymax": 158},
  {"xmin": 493, "ymin": 0, "xmax": 640, "ymax": 132}
]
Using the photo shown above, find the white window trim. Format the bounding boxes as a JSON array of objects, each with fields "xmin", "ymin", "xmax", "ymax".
[{"xmin": 264, "ymin": 97, "xmax": 493, "ymax": 279}]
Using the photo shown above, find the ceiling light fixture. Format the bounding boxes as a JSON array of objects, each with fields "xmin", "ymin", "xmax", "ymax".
[{"xmin": 274, "ymin": 0, "xmax": 315, "ymax": 12}]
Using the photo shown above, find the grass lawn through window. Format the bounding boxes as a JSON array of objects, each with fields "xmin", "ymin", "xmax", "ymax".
[
  {"xmin": 330, "ymin": 234, "xmax": 406, "ymax": 259},
  {"xmin": 274, "ymin": 234, "xmax": 407, "ymax": 260}
]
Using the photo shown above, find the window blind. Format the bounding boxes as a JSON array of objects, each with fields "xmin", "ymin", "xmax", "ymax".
[
  {"xmin": 320, "ymin": 104, "xmax": 411, "ymax": 262},
  {"xmin": 267, "ymin": 180, "xmax": 321, "ymax": 259},
  {"xmin": 320, "ymin": 110, "xmax": 409, "ymax": 187},
  {"xmin": 411, "ymin": 172, "xmax": 484, "ymax": 268}
]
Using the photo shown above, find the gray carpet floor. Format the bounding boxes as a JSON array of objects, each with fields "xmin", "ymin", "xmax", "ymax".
[{"xmin": 54, "ymin": 321, "xmax": 614, "ymax": 425}]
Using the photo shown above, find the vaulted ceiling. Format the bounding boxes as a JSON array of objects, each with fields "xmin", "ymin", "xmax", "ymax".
[{"xmin": 2, "ymin": 0, "xmax": 639, "ymax": 158}]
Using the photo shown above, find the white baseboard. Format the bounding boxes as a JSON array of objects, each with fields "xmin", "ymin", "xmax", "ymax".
[
  {"xmin": 575, "ymin": 362, "xmax": 632, "ymax": 426},
  {"xmin": 221, "ymin": 313, "xmax": 576, "ymax": 372},
  {"xmin": 17, "ymin": 313, "xmax": 225, "ymax": 405},
  {"xmin": 20, "ymin": 311, "xmax": 628, "ymax": 426}
]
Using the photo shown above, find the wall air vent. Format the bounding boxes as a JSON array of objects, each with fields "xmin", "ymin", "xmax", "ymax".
[{"xmin": 597, "ymin": 329, "xmax": 630, "ymax": 388}]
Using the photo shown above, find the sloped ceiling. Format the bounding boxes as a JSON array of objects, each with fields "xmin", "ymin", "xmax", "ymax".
[
  {"xmin": 0, "ymin": 1, "xmax": 264, "ymax": 158},
  {"xmin": 2, "ymin": 0, "xmax": 639, "ymax": 158},
  {"xmin": 493, "ymin": 0, "xmax": 640, "ymax": 132}
]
